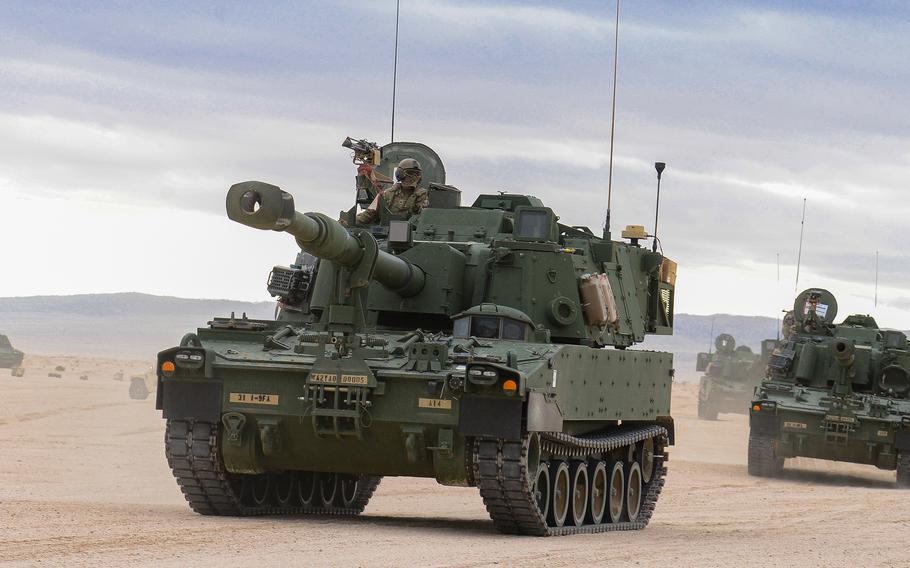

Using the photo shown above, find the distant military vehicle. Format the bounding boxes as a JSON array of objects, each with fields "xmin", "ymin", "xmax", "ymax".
[
  {"xmin": 155, "ymin": 141, "xmax": 678, "ymax": 535},
  {"xmin": 750, "ymin": 288, "xmax": 910, "ymax": 485},
  {"xmin": 696, "ymin": 334, "xmax": 775, "ymax": 420},
  {"xmin": 0, "ymin": 334, "xmax": 25, "ymax": 376},
  {"xmin": 129, "ymin": 373, "xmax": 153, "ymax": 400}
]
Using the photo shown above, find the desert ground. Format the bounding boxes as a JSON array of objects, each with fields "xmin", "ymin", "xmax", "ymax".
[{"xmin": 1, "ymin": 356, "xmax": 909, "ymax": 568}]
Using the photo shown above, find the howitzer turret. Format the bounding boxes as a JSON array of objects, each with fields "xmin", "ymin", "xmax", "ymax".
[{"xmin": 227, "ymin": 181, "xmax": 425, "ymax": 297}]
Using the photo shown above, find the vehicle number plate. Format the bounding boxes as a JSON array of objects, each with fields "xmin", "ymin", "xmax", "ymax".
[
  {"xmin": 309, "ymin": 373, "xmax": 369, "ymax": 385},
  {"xmin": 418, "ymin": 398, "xmax": 452, "ymax": 410},
  {"xmin": 229, "ymin": 392, "xmax": 279, "ymax": 405}
]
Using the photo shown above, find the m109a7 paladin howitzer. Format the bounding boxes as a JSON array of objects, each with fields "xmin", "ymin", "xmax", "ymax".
[
  {"xmin": 0, "ymin": 334, "xmax": 25, "ymax": 377},
  {"xmin": 749, "ymin": 288, "xmax": 910, "ymax": 485},
  {"xmin": 156, "ymin": 147, "xmax": 677, "ymax": 535},
  {"xmin": 696, "ymin": 334, "xmax": 776, "ymax": 420}
]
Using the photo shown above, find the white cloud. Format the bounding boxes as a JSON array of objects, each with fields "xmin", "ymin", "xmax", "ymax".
[{"xmin": 2, "ymin": 1, "xmax": 909, "ymax": 329}]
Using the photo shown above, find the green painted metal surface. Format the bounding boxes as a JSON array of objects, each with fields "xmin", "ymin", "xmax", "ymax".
[
  {"xmin": 750, "ymin": 288, "xmax": 910, "ymax": 482},
  {"xmin": 156, "ymin": 143, "xmax": 678, "ymax": 529}
]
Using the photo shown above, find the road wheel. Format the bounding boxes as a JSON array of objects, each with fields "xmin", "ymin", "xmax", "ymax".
[
  {"xmin": 747, "ymin": 430, "xmax": 783, "ymax": 477},
  {"xmin": 639, "ymin": 438, "xmax": 655, "ymax": 483},
  {"xmin": 625, "ymin": 461, "xmax": 642, "ymax": 522},
  {"xmin": 318, "ymin": 473, "xmax": 338, "ymax": 507},
  {"xmin": 243, "ymin": 474, "xmax": 271, "ymax": 507},
  {"xmin": 607, "ymin": 460, "xmax": 624, "ymax": 523},
  {"xmin": 568, "ymin": 461, "xmax": 589, "ymax": 526},
  {"xmin": 587, "ymin": 460, "xmax": 607, "ymax": 525},
  {"xmin": 297, "ymin": 471, "xmax": 317, "ymax": 506},
  {"xmin": 548, "ymin": 461, "xmax": 570, "ymax": 527},
  {"xmin": 273, "ymin": 471, "xmax": 297, "ymax": 506},
  {"xmin": 532, "ymin": 462, "xmax": 551, "ymax": 522},
  {"xmin": 338, "ymin": 474, "xmax": 359, "ymax": 507}
]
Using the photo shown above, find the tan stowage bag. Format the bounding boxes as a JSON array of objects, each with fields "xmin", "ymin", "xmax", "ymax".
[{"xmin": 580, "ymin": 273, "xmax": 619, "ymax": 328}]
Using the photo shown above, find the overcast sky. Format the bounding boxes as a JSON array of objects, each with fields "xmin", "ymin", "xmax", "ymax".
[{"xmin": 2, "ymin": 1, "xmax": 909, "ymax": 327}]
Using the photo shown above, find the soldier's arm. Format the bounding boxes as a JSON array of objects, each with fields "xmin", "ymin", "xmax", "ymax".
[
  {"xmin": 356, "ymin": 208, "xmax": 378, "ymax": 224},
  {"xmin": 416, "ymin": 189, "xmax": 430, "ymax": 212},
  {"xmin": 355, "ymin": 191, "xmax": 385, "ymax": 224}
]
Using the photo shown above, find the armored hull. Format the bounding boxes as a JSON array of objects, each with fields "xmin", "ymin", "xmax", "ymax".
[
  {"xmin": 751, "ymin": 384, "xmax": 910, "ymax": 472},
  {"xmin": 158, "ymin": 147, "xmax": 678, "ymax": 535},
  {"xmin": 749, "ymin": 289, "xmax": 910, "ymax": 485},
  {"xmin": 160, "ymin": 325, "xmax": 673, "ymax": 532}
]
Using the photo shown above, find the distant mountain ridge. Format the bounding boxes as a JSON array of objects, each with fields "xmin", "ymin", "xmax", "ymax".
[
  {"xmin": 0, "ymin": 293, "xmax": 780, "ymax": 373},
  {"xmin": 0, "ymin": 293, "xmax": 274, "ymax": 359}
]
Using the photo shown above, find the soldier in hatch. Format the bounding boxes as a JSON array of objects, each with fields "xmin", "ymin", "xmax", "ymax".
[
  {"xmin": 781, "ymin": 311, "xmax": 796, "ymax": 340},
  {"xmin": 355, "ymin": 158, "xmax": 429, "ymax": 224}
]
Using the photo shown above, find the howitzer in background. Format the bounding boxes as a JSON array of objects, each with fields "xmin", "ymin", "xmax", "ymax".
[
  {"xmin": 0, "ymin": 334, "xmax": 25, "ymax": 376},
  {"xmin": 695, "ymin": 333, "xmax": 774, "ymax": 420},
  {"xmin": 749, "ymin": 288, "xmax": 910, "ymax": 485}
]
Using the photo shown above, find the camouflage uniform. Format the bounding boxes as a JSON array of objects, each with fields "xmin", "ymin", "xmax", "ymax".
[{"xmin": 356, "ymin": 183, "xmax": 429, "ymax": 224}]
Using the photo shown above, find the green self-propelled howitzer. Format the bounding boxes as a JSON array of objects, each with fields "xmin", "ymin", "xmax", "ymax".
[
  {"xmin": 749, "ymin": 288, "xmax": 910, "ymax": 485},
  {"xmin": 0, "ymin": 334, "xmax": 25, "ymax": 376},
  {"xmin": 696, "ymin": 334, "xmax": 775, "ymax": 420},
  {"xmin": 157, "ymin": 146, "xmax": 677, "ymax": 535}
]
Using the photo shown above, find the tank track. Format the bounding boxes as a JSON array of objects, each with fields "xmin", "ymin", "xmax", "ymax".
[
  {"xmin": 473, "ymin": 425, "xmax": 668, "ymax": 536},
  {"xmin": 897, "ymin": 452, "xmax": 910, "ymax": 488},
  {"xmin": 747, "ymin": 430, "xmax": 783, "ymax": 477},
  {"xmin": 165, "ymin": 419, "xmax": 381, "ymax": 516}
]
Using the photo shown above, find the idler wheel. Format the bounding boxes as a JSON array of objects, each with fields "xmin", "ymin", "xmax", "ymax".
[
  {"xmin": 532, "ymin": 462, "xmax": 550, "ymax": 522},
  {"xmin": 273, "ymin": 471, "xmax": 298, "ymax": 507},
  {"xmin": 338, "ymin": 474, "xmax": 359, "ymax": 507},
  {"xmin": 625, "ymin": 461, "xmax": 643, "ymax": 522},
  {"xmin": 569, "ymin": 461, "xmax": 589, "ymax": 526},
  {"xmin": 318, "ymin": 473, "xmax": 338, "ymax": 507},
  {"xmin": 548, "ymin": 462, "xmax": 571, "ymax": 527},
  {"xmin": 607, "ymin": 460, "xmax": 625, "ymax": 523},
  {"xmin": 587, "ymin": 460, "xmax": 607, "ymax": 525},
  {"xmin": 297, "ymin": 472, "xmax": 317, "ymax": 506}
]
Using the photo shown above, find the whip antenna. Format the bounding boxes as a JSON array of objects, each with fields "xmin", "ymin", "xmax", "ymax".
[
  {"xmin": 390, "ymin": 0, "xmax": 401, "ymax": 142},
  {"xmin": 875, "ymin": 250, "xmax": 879, "ymax": 308},
  {"xmin": 794, "ymin": 198, "xmax": 806, "ymax": 292},
  {"xmin": 776, "ymin": 251, "xmax": 781, "ymax": 341},
  {"xmin": 708, "ymin": 316, "xmax": 715, "ymax": 355},
  {"xmin": 603, "ymin": 0, "xmax": 621, "ymax": 239}
]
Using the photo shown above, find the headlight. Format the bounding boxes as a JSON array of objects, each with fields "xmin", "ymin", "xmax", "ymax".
[
  {"xmin": 174, "ymin": 349, "xmax": 205, "ymax": 370},
  {"xmin": 467, "ymin": 366, "xmax": 498, "ymax": 386}
]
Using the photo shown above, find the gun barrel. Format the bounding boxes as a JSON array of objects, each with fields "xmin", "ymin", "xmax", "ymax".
[
  {"xmin": 226, "ymin": 181, "xmax": 424, "ymax": 296},
  {"xmin": 832, "ymin": 340, "xmax": 855, "ymax": 367}
]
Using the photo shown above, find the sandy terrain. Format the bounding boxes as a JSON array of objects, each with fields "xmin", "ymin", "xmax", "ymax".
[{"xmin": 2, "ymin": 356, "xmax": 909, "ymax": 568}]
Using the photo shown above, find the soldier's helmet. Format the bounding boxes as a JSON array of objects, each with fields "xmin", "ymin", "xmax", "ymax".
[
  {"xmin": 782, "ymin": 311, "xmax": 796, "ymax": 338},
  {"xmin": 395, "ymin": 158, "xmax": 422, "ymax": 183}
]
